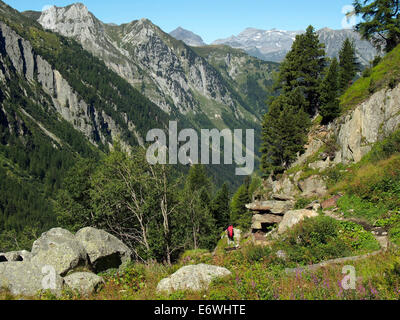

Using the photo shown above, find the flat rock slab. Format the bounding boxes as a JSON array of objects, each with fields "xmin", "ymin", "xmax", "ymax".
[
  {"xmin": 0, "ymin": 262, "xmax": 64, "ymax": 297},
  {"xmin": 246, "ymin": 200, "xmax": 294, "ymax": 214},
  {"xmin": 252, "ymin": 214, "xmax": 282, "ymax": 230},
  {"xmin": 157, "ymin": 264, "xmax": 231, "ymax": 293}
]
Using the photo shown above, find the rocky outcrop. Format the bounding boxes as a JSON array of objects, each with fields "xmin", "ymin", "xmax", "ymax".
[
  {"xmin": 269, "ymin": 175, "xmax": 301, "ymax": 199},
  {"xmin": 246, "ymin": 200, "xmax": 294, "ymax": 215},
  {"xmin": 332, "ymin": 82, "xmax": 400, "ymax": 163},
  {"xmin": 298, "ymin": 175, "xmax": 328, "ymax": 198},
  {"xmin": 64, "ymin": 272, "xmax": 105, "ymax": 296},
  {"xmin": 251, "ymin": 214, "xmax": 283, "ymax": 230},
  {"xmin": 75, "ymin": 227, "xmax": 132, "ymax": 273},
  {"xmin": 278, "ymin": 210, "xmax": 319, "ymax": 235},
  {"xmin": 157, "ymin": 264, "xmax": 231, "ymax": 293}
]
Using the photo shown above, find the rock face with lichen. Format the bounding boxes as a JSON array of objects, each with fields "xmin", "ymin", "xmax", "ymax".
[
  {"xmin": 31, "ymin": 228, "xmax": 89, "ymax": 276},
  {"xmin": 75, "ymin": 227, "xmax": 132, "ymax": 273},
  {"xmin": 332, "ymin": 83, "xmax": 400, "ymax": 163}
]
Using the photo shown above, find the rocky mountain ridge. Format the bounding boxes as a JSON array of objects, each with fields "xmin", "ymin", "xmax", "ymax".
[
  {"xmin": 213, "ymin": 27, "xmax": 379, "ymax": 65},
  {"xmin": 33, "ymin": 3, "xmax": 271, "ymax": 131},
  {"xmin": 170, "ymin": 27, "xmax": 206, "ymax": 47},
  {"xmin": 0, "ymin": 19, "xmax": 154, "ymax": 150}
]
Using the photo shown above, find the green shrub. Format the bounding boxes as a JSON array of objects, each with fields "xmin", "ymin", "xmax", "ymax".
[
  {"xmin": 294, "ymin": 198, "xmax": 310, "ymax": 209},
  {"xmin": 372, "ymin": 56, "xmax": 382, "ymax": 67},
  {"xmin": 388, "ymin": 76, "xmax": 399, "ymax": 89},
  {"xmin": 362, "ymin": 67, "xmax": 372, "ymax": 78},
  {"xmin": 337, "ymin": 194, "xmax": 387, "ymax": 222},
  {"xmin": 324, "ymin": 163, "xmax": 347, "ymax": 186},
  {"xmin": 368, "ymin": 78, "xmax": 377, "ymax": 94},
  {"xmin": 179, "ymin": 249, "xmax": 212, "ymax": 265},
  {"xmin": 338, "ymin": 221, "xmax": 380, "ymax": 252},
  {"xmin": 389, "ymin": 223, "xmax": 400, "ymax": 246},
  {"xmin": 244, "ymin": 245, "xmax": 272, "ymax": 263},
  {"xmin": 362, "ymin": 129, "xmax": 400, "ymax": 163},
  {"xmin": 275, "ymin": 216, "xmax": 379, "ymax": 265}
]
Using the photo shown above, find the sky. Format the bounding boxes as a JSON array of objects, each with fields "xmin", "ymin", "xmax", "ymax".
[{"xmin": 5, "ymin": 0, "xmax": 359, "ymax": 43}]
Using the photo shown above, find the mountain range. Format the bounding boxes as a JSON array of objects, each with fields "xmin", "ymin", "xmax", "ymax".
[{"xmin": 172, "ymin": 26, "xmax": 379, "ymax": 66}]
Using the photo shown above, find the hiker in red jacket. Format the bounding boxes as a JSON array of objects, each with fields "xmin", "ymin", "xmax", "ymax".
[{"xmin": 227, "ymin": 225, "xmax": 234, "ymax": 246}]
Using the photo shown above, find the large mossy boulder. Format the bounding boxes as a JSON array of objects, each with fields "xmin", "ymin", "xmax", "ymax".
[
  {"xmin": 157, "ymin": 264, "xmax": 231, "ymax": 293},
  {"xmin": 31, "ymin": 228, "xmax": 89, "ymax": 276},
  {"xmin": 0, "ymin": 262, "xmax": 64, "ymax": 297},
  {"xmin": 75, "ymin": 227, "xmax": 132, "ymax": 273}
]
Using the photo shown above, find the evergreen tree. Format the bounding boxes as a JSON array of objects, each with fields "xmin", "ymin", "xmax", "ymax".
[
  {"xmin": 260, "ymin": 89, "xmax": 311, "ymax": 176},
  {"xmin": 230, "ymin": 182, "xmax": 252, "ymax": 230},
  {"xmin": 277, "ymin": 25, "xmax": 326, "ymax": 115},
  {"xmin": 186, "ymin": 164, "xmax": 212, "ymax": 192},
  {"xmin": 320, "ymin": 58, "xmax": 341, "ymax": 124},
  {"xmin": 339, "ymin": 38, "xmax": 359, "ymax": 92},
  {"xmin": 180, "ymin": 165, "xmax": 218, "ymax": 251},
  {"xmin": 210, "ymin": 183, "xmax": 231, "ymax": 231},
  {"xmin": 354, "ymin": 0, "xmax": 400, "ymax": 52}
]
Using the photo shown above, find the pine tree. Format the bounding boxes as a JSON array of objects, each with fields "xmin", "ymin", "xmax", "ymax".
[
  {"xmin": 354, "ymin": 0, "xmax": 400, "ymax": 52},
  {"xmin": 210, "ymin": 183, "xmax": 231, "ymax": 231},
  {"xmin": 260, "ymin": 89, "xmax": 311, "ymax": 176},
  {"xmin": 339, "ymin": 38, "xmax": 359, "ymax": 92},
  {"xmin": 320, "ymin": 58, "xmax": 341, "ymax": 124},
  {"xmin": 230, "ymin": 182, "xmax": 251, "ymax": 230},
  {"xmin": 277, "ymin": 25, "xmax": 326, "ymax": 115}
]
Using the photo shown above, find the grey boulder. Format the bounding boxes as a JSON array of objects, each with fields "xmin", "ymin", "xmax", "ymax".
[
  {"xmin": 0, "ymin": 262, "xmax": 64, "ymax": 297},
  {"xmin": 75, "ymin": 227, "xmax": 132, "ymax": 273},
  {"xmin": 157, "ymin": 264, "xmax": 231, "ymax": 293},
  {"xmin": 0, "ymin": 250, "xmax": 32, "ymax": 262},
  {"xmin": 31, "ymin": 228, "xmax": 89, "ymax": 276},
  {"xmin": 64, "ymin": 272, "xmax": 105, "ymax": 296},
  {"xmin": 278, "ymin": 209, "xmax": 319, "ymax": 234}
]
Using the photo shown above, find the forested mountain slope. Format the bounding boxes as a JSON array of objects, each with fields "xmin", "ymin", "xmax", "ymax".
[
  {"xmin": 29, "ymin": 3, "xmax": 278, "ymax": 132},
  {"xmin": 0, "ymin": 1, "xmax": 172, "ymax": 242}
]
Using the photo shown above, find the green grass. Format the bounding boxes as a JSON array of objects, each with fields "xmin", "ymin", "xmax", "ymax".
[
  {"xmin": 273, "ymin": 216, "xmax": 380, "ymax": 266},
  {"xmin": 340, "ymin": 44, "xmax": 400, "ymax": 113},
  {"xmin": 337, "ymin": 194, "xmax": 387, "ymax": 223}
]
